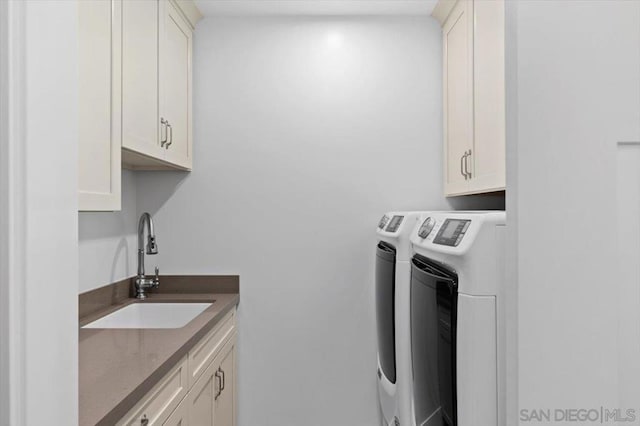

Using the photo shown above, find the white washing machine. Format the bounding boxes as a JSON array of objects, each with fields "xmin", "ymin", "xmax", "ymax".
[
  {"xmin": 375, "ymin": 211, "xmax": 432, "ymax": 426},
  {"xmin": 408, "ymin": 211, "xmax": 506, "ymax": 426}
]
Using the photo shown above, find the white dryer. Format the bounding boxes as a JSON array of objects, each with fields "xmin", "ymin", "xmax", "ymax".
[
  {"xmin": 409, "ymin": 211, "xmax": 506, "ymax": 426},
  {"xmin": 375, "ymin": 211, "xmax": 431, "ymax": 426}
]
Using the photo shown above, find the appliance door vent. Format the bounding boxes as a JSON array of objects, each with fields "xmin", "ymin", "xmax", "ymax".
[
  {"xmin": 410, "ymin": 254, "xmax": 458, "ymax": 426},
  {"xmin": 376, "ymin": 241, "xmax": 397, "ymax": 383}
]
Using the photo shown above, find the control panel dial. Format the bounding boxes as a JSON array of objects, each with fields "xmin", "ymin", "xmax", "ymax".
[
  {"xmin": 417, "ymin": 217, "xmax": 435, "ymax": 239},
  {"xmin": 378, "ymin": 215, "xmax": 390, "ymax": 229}
]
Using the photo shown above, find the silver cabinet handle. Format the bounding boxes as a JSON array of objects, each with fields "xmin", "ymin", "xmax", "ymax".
[
  {"xmin": 219, "ymin": 367, "xmax": 225, "ymax": 392},
  {"xmin": 166, "ymin": 123, "xmax": 172, "ymax": 149},
  {"xmin": 160, "ymin": 118, "xmax": 168, "ymax": 147},
  {"xmin": 465, "ymin": 149, "xmax": 472, "ymax": 179},
  {"xmin": 462, "ymin": 150, "xmax": 468, "ymax": 179},
  {"xmin": 461, "ymin": 151, "xmax": 470, "ymax": 180},
  {"xmin": 141, "ymin": 414, "xmax": 149, "ymax": 426},
  {"xmin": 214, "ymin": 370, "xmax": 222, "ymax": 400}
]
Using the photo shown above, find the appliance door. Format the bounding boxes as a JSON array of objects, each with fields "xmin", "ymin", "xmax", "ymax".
[
  {"xmin": 376, "ymin": 241, "xmax": 397, "ymax": 384},
  {"xmin": 411, "ymin": 254, "xmax": 458, "ymax": 426}
]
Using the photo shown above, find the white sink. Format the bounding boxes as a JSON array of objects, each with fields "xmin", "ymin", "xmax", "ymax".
[{"xmin": 82, "ymin": 303, "xmax": 212, "ymax": 329}]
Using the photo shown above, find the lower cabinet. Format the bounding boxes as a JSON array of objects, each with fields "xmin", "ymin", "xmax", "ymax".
[
  {"xmin": 118, "ymin": 309, "xmax": 236, "ymax": 426},
  {"xmin": 187, "ymin": 359, "xmax": 216, "ymax": 424},
  {"xmin": 188, "ymin": 336, "xmax": 236, "ymax": 425},
  {"xmin": 163, "ymin": 400, "xmax": 189, "ymax": 426},
  {"xmin": 117, "ymin": 357, "xmax": 189, "ymax": 426},
  {"xmin": 214, "ymin": 338, "xmax": 235, "ymax": 426}
]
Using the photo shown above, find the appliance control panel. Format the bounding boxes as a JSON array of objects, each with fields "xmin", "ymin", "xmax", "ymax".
[
  {"xmin": 417, "ymin": 217, "xmax": 436, "ymax": 239},
  {"xmin": 433, "ymin": 219, "xmax": 471, "ymax": 247},
  {"xmin": 385, "ymin": 215, "xmax": 404, "ymax": 233},
  {"xmin": 378, "ymin": 215, "xmax": 390, "ymax": 229}
]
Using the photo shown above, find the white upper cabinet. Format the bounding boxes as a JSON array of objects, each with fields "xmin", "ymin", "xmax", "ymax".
[
  {"xmin": 121, "ymin": 0, "xmax": 200, "ymax": 171},
  {"xmin": 442, "ymin": 0, "xmax": 474, "ymax": 196},
  {"xmin": 471, "ymin": 0, "xmax": 505, "ymax": 193},
  {"xmin": 434, "ymin": 0, "xmax": 506, "ymax": 197},
  {"xmin": 161, "ymin": 1, "xmax": 193, "ymax": 169},
  {"xmin": 78, "ymin": 0, "xmax": 122, "ymax": 211},
  {"xmin": 121, "ymin": 0, "xmax": 165, "ymax": 163},
  {"xmin": 79, "ymin": 0, "xmax": 200, "ymax": 211}
]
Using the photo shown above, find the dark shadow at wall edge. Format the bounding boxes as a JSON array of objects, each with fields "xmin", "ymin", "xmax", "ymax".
[
  {"xmin": 446, "ymin": 191, "xmax": 506, "ymax": 211},
  {"xmin": 135, "ymin": 170, "xmax": 190, "ymax": 217},
  {"xmin": 78, "ymin": 170, "xmax": 189, "ymax": 241}
]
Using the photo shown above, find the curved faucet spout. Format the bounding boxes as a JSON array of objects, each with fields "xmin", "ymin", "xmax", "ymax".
[{"xmin": 137, "ymin": 212, "xmax": 158, "ymax": 277}]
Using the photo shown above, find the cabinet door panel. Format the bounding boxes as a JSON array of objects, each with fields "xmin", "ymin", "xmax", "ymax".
[
  {"xmin": 189, "ymin": 311, "xmax": 235, "ymax": 389},
  {"xmin": 117, "ymin": 357, "xmax": 189, "ymax": 426},
  {"xmin": 164, "ymin": 400, "xmax": 189, "ymax": 426},
  {"xmin": 443, "ymin": 0, "xmax": 473, "ymax": 196},
  {"xmin": 188, "ymin": 362, "xmax": 216, "ymax": 426},
  {"xmin": 471, "ymin": 0, "xmax": 506, "ymax": 193},
  {"xmin": 122, "ymin": 0, "xmax": 164, "ymax": 159},
  {"xmin": 161, "ymin": 1, "xmax": 193, "ymax": 169},
  {"xmin": 78, "ymin": 0, "xmax": 121, "ymax": 211},
  {"xmin": 214, "ymin": 337, "xmax": 236, "ymax": 426}
]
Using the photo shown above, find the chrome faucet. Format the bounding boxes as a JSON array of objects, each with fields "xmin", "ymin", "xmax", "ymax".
[{"xmin": 135, "ymin": 212, "xmax": 160, "ymax": 300}]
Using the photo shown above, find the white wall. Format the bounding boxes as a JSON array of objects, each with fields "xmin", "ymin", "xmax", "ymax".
[
  {"xmin": 25, "ymin": 1, "xmax": 79, "ymax": 423},
  {"xmin": 78, "ymin": 170, "xmax": 139, "ymax": 293},
  {"xmin": 508, "ymin": 0, "xmax": 640, "ymax": 421},
  {"xmin": 136, "ymin": 16, "xmax": 449, "ymax": 426},
  {"xmin": 0, "ymin": 1, "xmax": 79, "ymax": 424}
]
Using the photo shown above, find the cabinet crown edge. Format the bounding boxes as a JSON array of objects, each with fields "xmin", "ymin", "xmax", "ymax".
[
  {"xmin": 432, "ymin": 0, "xmax": 458, "ymax": 26},
  {"xmin": 171, "ymin": 0, "xmax": 203, "ymax": 30}
]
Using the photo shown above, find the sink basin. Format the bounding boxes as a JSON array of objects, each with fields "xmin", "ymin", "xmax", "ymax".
[{"xmin": 82, "ymin": 303, "xmax": 212, "ymax": 329}]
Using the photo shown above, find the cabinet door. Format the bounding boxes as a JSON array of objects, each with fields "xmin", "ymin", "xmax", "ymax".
[
  {"xmin": 161, "ymin": 1, "xmax": 193, "ymax": 170},
  {"xmin": 188, "ymin": 360, "xmax": 217, "ymax": 426},
  {"xmin": 443, "ymin": 0, "xmax": 473, "ymax": 196},
  {"xmin": 189, "ymin": 311, "xmax": 235, "ymax": 388},
  {"xmin": 214, "ymin": 337, "xmax": 236, "ymax": 426},
  {"xmin": 164, "ymin": 400, "xmax": 189, "ymax": 426},
  {"xmin": 470, "ymin": 0, "xmax": 505, "ymax": 193},
  {"xmin": 122, "ymin": 0, "xmax": 164, "ymax": 160},
  {"xmin": 78, "ymin": 0, "xmax": 121, "ymax": 211},
  {"xmin": 117, "ymin": 357, "xmax": 189, "ymax": 426}
]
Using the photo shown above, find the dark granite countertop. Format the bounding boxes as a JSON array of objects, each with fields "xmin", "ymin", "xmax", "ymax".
[{"xmin": 78, "ymin": 276, "xmax": 239, "ymax": 426}]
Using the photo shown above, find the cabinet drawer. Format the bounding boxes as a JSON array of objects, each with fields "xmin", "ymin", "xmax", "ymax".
[
  {"xmin": 117, "ymin": 356, "xmax": 189, "ymax": 426},
  {"xmin": 162, "ymin": 397, "xmax": 189, "ymax": 426},
  {"xmin": 188, "ymin": 310, "xmax": 235, "ymax": 387}
]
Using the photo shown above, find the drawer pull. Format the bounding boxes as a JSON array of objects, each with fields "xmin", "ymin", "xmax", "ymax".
[
  {"xmin": 219, "ymin": 367, "xmax": 225, "ymax": 392},
  {"xmin": 141, "ymin": 414, "xmax": 149, "ymax": 426}
]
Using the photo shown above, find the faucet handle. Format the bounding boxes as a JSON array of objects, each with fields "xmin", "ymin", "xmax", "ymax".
[{"xmin": 153, "ymin": 267, "xmax": 160, "ymax": 288}]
